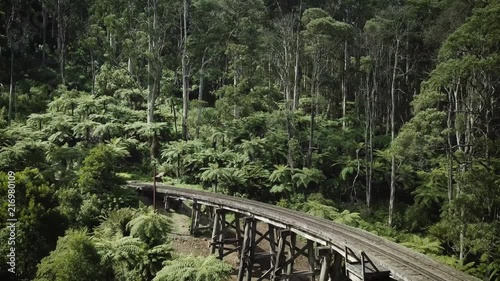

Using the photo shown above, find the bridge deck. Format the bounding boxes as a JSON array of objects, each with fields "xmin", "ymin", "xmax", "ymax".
[{"xmin": 128, "ymin": 181, "xmax": 480, "ymax": 281}]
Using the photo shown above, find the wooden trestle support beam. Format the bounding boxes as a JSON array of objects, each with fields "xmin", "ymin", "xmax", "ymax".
[{"xmin": 165, "ymin": 195, "xmax": 390, "ymax": 281}]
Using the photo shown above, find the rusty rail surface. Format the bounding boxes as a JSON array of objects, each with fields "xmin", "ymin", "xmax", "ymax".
[{"xmin": 128, "ymin": 181, "xmax": 480, "ymax": 281}]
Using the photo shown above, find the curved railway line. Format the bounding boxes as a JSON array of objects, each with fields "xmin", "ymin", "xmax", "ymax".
[{"xmin": 128, "ymin": 181, "xmax": 480, "ymax": 281}]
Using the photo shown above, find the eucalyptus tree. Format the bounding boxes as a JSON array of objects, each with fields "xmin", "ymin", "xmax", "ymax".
[
  {"xmin": 268, "ymin": 11, "xmax": 301, "ymax": 170},
  {"xmin": 206, "ymin": 0, "xmax": 266, "ymax": 119},
  {"xmin": 180, "ymin": 0, "xmax": 190, "ymax": 140},
  {"xmin": 431, "ymin": 1, "xmax": 500, "ymax": 262},
  {"xmin": 271, "ymin": 13, "xmax": 299, "ymax": 111},
  {"xmin": 190, "ymin": 0, "xmax": 232, "ymax": 138},
  {"xmin": 218, "ymin": 0, "xmax": 266, "ymax": 86},
  {"xmin": 301, "ymin": 8, "xmax": 352, "ymax": 168},
  {"xmin": 39, "ymin": 0, "xmax": 89, "ymax": 85},
  {"xmin": 5, "ymin": 0, "xmax": 20, "ymax": 126},
  {"xmin": 396, "ymin": 0, "xmax": 500, "ymax": 262},
  {"xmin": 89, "ymin": 0, "xmax": 179, "ymax": 157},
  {"xmin": 361, "ymin": 4, "xmax": 415, "ymax": 214}
]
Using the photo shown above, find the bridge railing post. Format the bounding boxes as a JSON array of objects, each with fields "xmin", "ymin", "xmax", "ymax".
[
  {"xmin": 234, "ymin": 213, "xmax": 242, "ymax": 256},
  {"xmin": 268, "ymin": 224, "xmax": 277, "ymax": 271},
  {"xmin": 307, "ymin": 240, "xmax": 316, "ymax": 280},
  {"xmin": 272, "ymin": 229, "xmax": 290, "ymax": 281},
  {"xmin": 190, "ymin": 200, "xmax": 202, "ymax": 235},
  {"xmin": 163, "ymin": 196, "xmax": 170, "ymax": 210},
  {"xmin": 210, "ymin": 209, "xmax": 221, "ymax": 254},
  {"xmin": 286, "ymin": 232, "xmax": 297, "ymax": 280},
  {"xmin": 317, "ymin": 247, "xmax": 333, "ymax": 281},
  {"xmin": 218, "ymin": 210, "xmax": 227, "ymax": 258},
  {"xmin": 332, "ymin": 250, "xmax": 343, "ymax": 280},
  {"xmin": 237, "ymin": 217, "xmax": 257, "ymax": 281}
]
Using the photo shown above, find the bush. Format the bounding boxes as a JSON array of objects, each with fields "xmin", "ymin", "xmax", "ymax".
[
  {"xmin": 78, "ymin": 145, "xmax": 125, "ymax": 194},
  {"xmin": 34, "ymin": 230, "xmax": 105, "ymax": 281}
]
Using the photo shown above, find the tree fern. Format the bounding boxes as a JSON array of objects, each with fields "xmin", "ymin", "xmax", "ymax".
[
  {"xmin": 152, "ymin": 255, "xmax": 232, "ymax": 281},
  {"xmin": 93, "ymin": 235, "xmax": 146, "ymax": 280},
  {"xmin": 93, "ymin": 208, "xmax": 137, "ymax": 239},
  {"xmin": 140, "ymin": 243, "xmax": 173, "ymax": 279},
  {"xmin": 269, "ymin": 165, "xmax": 291, "ymax": 183},
  {"xmin": 400, "ymin": 235, "xmax": 444, "ymax": 256},
  {"xmin": 127, "ymin": 206, "xmax": 172, "ymax": 247},
  {"xmin": 292, "ymin": 168, "xmax": 325, "ymax": 190},
  {"xmin": 333, "ymin": 210, "xmax": 363, "ymax": 227},
  {"xmin": 94, "ymin": 121, "xmax": 124, "ymax": 141},
  {"xmin": 237, "ymin": 137, "xmax": 266, "ymax": 159},
  {"xmin": 105, "ymin": 137, "xmax": 132, "ymax": 158}
]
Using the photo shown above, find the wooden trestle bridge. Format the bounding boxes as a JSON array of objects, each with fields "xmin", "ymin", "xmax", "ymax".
[{"xmin": 128, "ymin": 181, "xmax": 480, "ymax": 281}]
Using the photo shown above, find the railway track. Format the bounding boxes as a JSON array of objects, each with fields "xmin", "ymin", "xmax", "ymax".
[{"xmin": 128, "ymin": 181, "xmax": 480, "ymax": 281}]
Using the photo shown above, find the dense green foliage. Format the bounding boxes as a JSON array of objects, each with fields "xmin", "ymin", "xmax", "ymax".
[
  {"xmin": 0, "ymin": 169, "xmax": 67, "ymax": 279},
  {"xmin": 152, "ymin": 255, "xmax": 233, "ymax": 281},
  {"xmin": 1, "ymin": 0, "xmax": 500, "ymax": 280},
  {"xmin": 93, "ymin": 206, "xmax": 174, "ymax": 281},
  {"xmin": 34, "ymin": 230, "xmax": 105, "ymax": 281}
]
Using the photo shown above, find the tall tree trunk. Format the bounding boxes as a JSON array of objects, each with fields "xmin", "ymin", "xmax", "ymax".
[
  {"xmin": 91, "ymin": 52, "xmax": 95, "ymax": 95},
  {"xmin": 447, "ymin": 89, "xmax": 454, "ymax": 203},
  {"xmin": 342, "ymin": 40, "xmax": 348, "ymax": 130},
  {"xmin": 181, "ymin": 0, "xmax": 189, "ymax": 141},
  {"xmin": 8, "ymin": 51, "xmax": 14, "ymax": 125},
  {"xmin": 292, "ymin": 31, "xmax": 300, "ymax": 111},
  {"xmin": 365, "ymin": 72, "xmax": 372, "ymax": 210},
  {"xmin": 292, "ymin": 1, "xmax": 301, "ymax": 111},
  {"xmin": 57, "ymin": 0, "xmax": 65, "ymax": 85},
  {"xmin": 147, "ymin": 0, "xmax": 160, "ymax": 160},
  {"xmin": 286, "ymin": 81, "xmax": 294, "ymax": 170},
  {"xmin": 128, "ymin": 57, "xmax": 133, "ymax": 75},
  {"xmin": 147, "ymin": 69, "xmax": 155, "ymax": 124},
  {"xmin": 282, "ymin": 33, "xmax": 291, "ymax": 110},
  {"xmin": 146, "ymin": 0, "xmax": 155, "ymax": 125},
  {"xmin": 306, "ymin": 68, "xmax": 317, "ymax": 168},
  {"xmin": 232, "ymin": 56, "xmax": 239, "ymax": 118},
  {"xmin": 172, "ymin": 101, "xmax": 178, "ymax": 136},
  {"xmin": 42, "ymin": 2, "xmax": 47, "ymax": 65},
  {"xmin": 388, "ymin": 39, "xmax": 400, "ymax": 227},
  {"xmin": 196, "ymin": 57, "xmax": 205, "ymax": 139},
  {"xmin": 365, "ymin": 66, "xmax": 376, "ymax": 210}
]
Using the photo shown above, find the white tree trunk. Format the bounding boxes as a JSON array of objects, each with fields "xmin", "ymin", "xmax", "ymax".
[
  {"xmin": 196, "ymin": 58, "xmax": 205, "ymax": 139},
  {"xmin": 292, "ymin": 32, "xmax": 300, "ymax": 111},
  {"xmin": 388, "ymin": 39, "xmax": 400, "ymax": 227},
  {"xmin": 342, "ymin": 41, "xmax": 348, "ymax": 130},
  {"xmin": 181, "ymin": 0, "xmax": 189, "ymax": 140}
]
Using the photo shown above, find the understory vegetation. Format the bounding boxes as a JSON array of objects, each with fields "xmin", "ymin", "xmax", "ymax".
[{"xmin": 1, "ymin": 0, "xmax": 500, "ymax": 280}]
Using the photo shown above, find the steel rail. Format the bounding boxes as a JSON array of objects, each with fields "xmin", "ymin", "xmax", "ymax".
[{"xmin": 128, "ymin": 181, "xmax": 480, "ymax": 281}]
